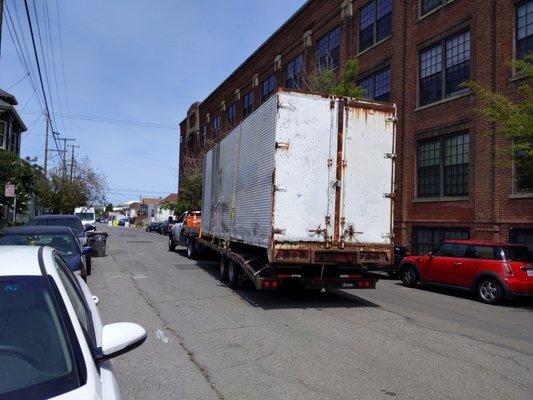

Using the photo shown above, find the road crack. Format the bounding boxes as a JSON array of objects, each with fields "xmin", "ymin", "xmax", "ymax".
[{"xmin": 129, "ymin": 276, "xmax": 226, "ymax": 400}]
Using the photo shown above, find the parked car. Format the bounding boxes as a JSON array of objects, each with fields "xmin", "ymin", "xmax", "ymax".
[
  {"xmin": 146, "ymin": 222, "xmax": 159, "ymax": 232},
  {"xmin": 0, "ymin": 226, "xmax": 93, "ymax": 280},
  {"xmin": 26, "ymin": 214, "xmax": 93, "ymax": 245},
  {"xmin": 399, "ymin": 240, "xmax": 533, "ymax": 304},
  {"xmin": 161, "ymin": 221, "xmax": 175, "ymax": 236},
  {"xmin": 368, "ymin": 245, "xmax": 410, "ymax": 277},
  {"xmin": 0, "ymin": 246, "xmax": 146, "ymax": 399},
  {"xmin": 155, "ymin": 222, "xmax": 166, "ymax": 234}
]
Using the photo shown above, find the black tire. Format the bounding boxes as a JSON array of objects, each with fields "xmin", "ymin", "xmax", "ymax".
[
  {"xmin": 477, "ymin": 277, "xmax": 503, "ymax": 305},
  {"xmin": 219, "ymin": 256, "xmax": 229, "ymax": 282},
  {"xmin": 227, "ymin": 260, "xmax": 241, "ymax": 288},
  {"xmin": 168, "ymin": 237, "xmax": 176, "ymax": 252},
  {"xmin": 187, "ymin": 238, "xmax": 196, "ymax": 259},
  {"xmin": 86, "ymin": 257, "xmax": 92, "ymax": 276},
  {"xmin": 81, "ymin": 263, "xmax": 88, "ymax": 282},
  {"xmin": 400, "ymin": 265, "xmax": 418, "ymax": 287}
]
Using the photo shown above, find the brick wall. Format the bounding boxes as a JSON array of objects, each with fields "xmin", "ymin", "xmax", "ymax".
[{"xmin": 178, "ymin": 0, "xmax": 533, "ymax": 251}]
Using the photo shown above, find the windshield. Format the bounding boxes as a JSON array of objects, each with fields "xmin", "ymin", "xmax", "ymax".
[
  {"xmin": 0, "ymin": 234, "xmax": 79, "ymax": 256},
  {"xmin": 0, "ymin": 276, "xmax": 81, "ymax": 398},
  {"xmin": 500, "ymin": 246, "xmax": 532, "ymax": 262},
  {"xmin": 48, "ymin": 220, "xmax": 83, "ymax": 236},
  {"xmin": 75, "ymin": 213, "xmax": 94, "ymax": 221}
]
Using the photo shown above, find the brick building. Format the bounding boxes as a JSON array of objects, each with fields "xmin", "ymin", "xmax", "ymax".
[{"xmin": 179, "ymin": 0, "xmax": 533, "ymax": 253}]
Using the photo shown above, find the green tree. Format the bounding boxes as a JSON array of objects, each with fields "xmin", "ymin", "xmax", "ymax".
[
  {"xmin": 463, "ymin": 55, "xmax": 533, "ymax": 190},
  {"xmin": 175, "ymin": 166, "xmax": 202, "ymax": 214},
  {"xmin": 306, "ymin": 59, "xmax": 366, "ymax": 98},
  {"xmin": 0, "ymin": 149, "xmax": 36, "ymax": 215},
  {"xmin": 38, "ymin": 158, "xmax": 108, "ymax": 214},
  {"xmin": 105, "ymin": 203, "xmax": 113, "ymax": 213}
]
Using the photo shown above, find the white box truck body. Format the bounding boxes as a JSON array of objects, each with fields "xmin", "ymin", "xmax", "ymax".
[{"xmin": 196, "ymin": 90, "xmax": 396, "ymax": 289}]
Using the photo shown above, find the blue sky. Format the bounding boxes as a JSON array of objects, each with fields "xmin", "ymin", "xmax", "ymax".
[{"xmin": 0, "ymin": 0, "xmax": 306, "ymax": 204}]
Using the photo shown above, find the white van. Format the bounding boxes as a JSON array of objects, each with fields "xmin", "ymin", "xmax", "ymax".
[{"xmin": 74, "ymin": 207, "xmax": 96, "ymax": 227}]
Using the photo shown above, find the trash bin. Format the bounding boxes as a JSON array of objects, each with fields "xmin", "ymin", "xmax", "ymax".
[{"xmin": 88, "ymin": 231, "xmax": 108, "ymax": 257}]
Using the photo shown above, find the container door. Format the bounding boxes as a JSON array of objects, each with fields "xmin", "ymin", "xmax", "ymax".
[
  {"xmin": 342, "ymin": 105, "xmax": 395, "ymax": 245},
  {"xmin": 273, "ymin": 92, "xmax": 338, "ymax": 243}
]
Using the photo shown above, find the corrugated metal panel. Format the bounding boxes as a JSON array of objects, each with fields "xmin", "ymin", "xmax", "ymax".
[
  {"xmin": 342, "ymin": 106, "xmax": 395, "ymax": 245},
  {"xmin": 201, "ymin": 96, "xmax": 277, "ymax": 247},
  {"xmin": 201, "ymin": 154, "xmax": 212, "ymax": 234},
  {"xmin": 273, "ymin": 92, "xmax": 337, "ymax": 243},
  {"xmin": 233, "ymin": 98, "xmax": 277, "ymax": 247}
]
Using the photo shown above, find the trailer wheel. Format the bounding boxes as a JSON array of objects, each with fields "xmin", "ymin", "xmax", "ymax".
[
  {"xmin": 219, "ymin": 256, "xmax": 228, "ymax": 282},
  {"xmin": 187, "ymin": 238, "xmax": 196, "ymax": 259},
  {"xmin": 227, "ymin": 260, "xmax": 241, "ymax": 288}
]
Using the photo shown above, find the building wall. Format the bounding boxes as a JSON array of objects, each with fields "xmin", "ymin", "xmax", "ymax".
[{"xmin": 179, "ymin": 0, "xmax": 533, "ymax": 252}]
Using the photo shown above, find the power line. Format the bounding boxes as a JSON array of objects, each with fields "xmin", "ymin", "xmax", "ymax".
[
  {"xmin": 23, "ymin": 0, "xmax": 65, "ymax": 168},
  {"xmin": 23, "ymin": 109, "xmax": 177, "ymax": 130},
  {"xmin": 6, "ymin": 72, "xmax": 30, "ymax": 91}
]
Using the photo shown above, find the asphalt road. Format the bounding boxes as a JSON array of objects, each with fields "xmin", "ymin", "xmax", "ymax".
[{"xmin": 89, "ymin": 226, "xmax": 533, "ymax": 400}]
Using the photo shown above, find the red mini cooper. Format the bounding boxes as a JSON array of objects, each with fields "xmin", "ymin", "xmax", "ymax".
[{"xmin": 399, "ymin": 240, "xmax": 533, "ymax": 304}]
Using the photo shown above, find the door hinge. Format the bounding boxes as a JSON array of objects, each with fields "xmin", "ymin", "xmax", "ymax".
[
  {"xmin": 273, "ymin": 228, "xmax": 286, "ymax": 235},
  {"xmin": 274, "ymin": 185, "xmax": 287, "ymax": 192},
  {"xmin": 383, "ymin": 193, "xmax": 395, "ymax": 199},
  {"xmin": 384, "ymin": 153, "xmax": 397, "ymax": 160},
  {"xmin": 386, "ymin": 116, "xmax": 398, "ymax": 123},
  {"xmin": 276, "ymin": 141, "xmax": 290, "ymax": 150}
]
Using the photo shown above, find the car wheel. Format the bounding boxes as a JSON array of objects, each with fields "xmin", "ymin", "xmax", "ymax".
[
  {"xmin": 228, "ymin": 260, "xmax": 241, "ymax": 288},
  {"xmin": 400, "ymin": 265, "xmax": 418, "ymax": 287},
  {"xmin": 187, "ymin": 239, "xmax": 196, "ymax": 259},
  {"xmin": 168, "ymin": 237, "xmax": 175, "ymax": 252},
  {"xmin": 219, "ymin": 256, "xmax": 229, "ymax": 282},
  {"xmin": 477, "ymin": 278, "xmax": 503, "ymax": 305},
  {"xmin": 86, "ymin": 257, "xmax": 92, "ymax": 276}
]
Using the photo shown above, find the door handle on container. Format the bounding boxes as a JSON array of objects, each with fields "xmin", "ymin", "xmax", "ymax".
[{"xmin": 453, "ymin": 262, "xmax": 462, "ymax": 267}]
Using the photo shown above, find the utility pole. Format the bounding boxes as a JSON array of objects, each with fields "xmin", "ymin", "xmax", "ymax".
[
  {"xmin": 68, "ymin": 144, "xmax": 79, "ymax": 181},
  {"xmin": 57, "ymin": 137, "xmax": 75, "ymax": 178},
  {"xmin": 44, "ymin": 112, "xmax": 49, "ymax": 177},
  {"xmin": 0, "ymin": 0, "xmax": 4, "ymax": 61}
]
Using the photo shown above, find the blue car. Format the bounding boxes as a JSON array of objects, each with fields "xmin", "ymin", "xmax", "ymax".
[{"xmin": 0, "ymin": 226, "xmax": 92, "ymax": 280}]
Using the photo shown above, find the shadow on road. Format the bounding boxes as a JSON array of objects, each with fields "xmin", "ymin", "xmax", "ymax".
[
  {"xmin": 175, "ymin": 250, "xmax": 380, "ymax": 310},
  {"xmin": 394, "ymin": 282, "xmax": 533, "ymax": 310}
]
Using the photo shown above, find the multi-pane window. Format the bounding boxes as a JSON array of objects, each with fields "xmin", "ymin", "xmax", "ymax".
[
  {"xmin": 317, "ymin": 27, "xmax": 341, "ymax": 70},
  {"xmin": 227, "ymin": 103, "xmax": 237, "ymax": 126},
  {"xmin": 420, "ymin": 0, "xmax": 452, "ymax": 16},
  {"xmin": 510, "ymin": 228, "xmax": 533, "ymax": 252},
  {"xmin": 517, "ymin": 1, "xmax": 533, "ymax": 59},
  {"xmin": 261, "ymin": 75, "xmax": 276, "ymax": 102},
  {"xmin": 242, "ymin": 91, "xmax": 254, "ymax": 118},
  {"xmin": 359, "ymin": 0, "xmax": 392, "ymax": 52},
  {"xmin": 515, "ymin": 149, "xmax": 533, "ymax": 193},
  {"xmin": 359, "ymin": 68, "xmax": 391, "ymax": 101},
  {"xmin": 420, "ymin": 31, "xmax": 470, "ymax": 106},
  {"xmin": 200, "ymin": 125, "xmax": 207, "ymax": 146},
  {"xmin": 412, "ymin": 227, "xmax": 470, "ymax": 255},
  {"xmin": 417, "ymin": 132, "xmax": 469, "ymax": 197},
  {"xmin": 212, "ymin": 115, "xmax": 221, "ymax": 137},
  {"xmin": 0, "ymin": 121, "xmax": 6, "ymax": 149},
  {"xmin": 285, "ymin": 55, "xmax": 303, "ymax": 89}
]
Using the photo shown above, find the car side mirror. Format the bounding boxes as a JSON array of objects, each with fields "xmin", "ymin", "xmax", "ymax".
[
  {"xmin": 82, "ymin": 246, "xmax": 93, "ymax": 255},
  {"xmin": 97, "ymin": 322, "xmax": 146, "ymax": 363},
  {"xmin": 428, "ymin": 251, "xmax": 434, "ymax": 258}
]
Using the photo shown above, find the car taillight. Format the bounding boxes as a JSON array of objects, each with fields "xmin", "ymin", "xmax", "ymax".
[{"xmin": 503, "ymin": 263, "xmax": 513, "ymax": 277}]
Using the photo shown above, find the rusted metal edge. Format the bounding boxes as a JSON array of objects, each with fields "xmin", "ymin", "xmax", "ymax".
[{"xmin": 333, "ymin": 99, "xmax": 345, "ymax": 245}]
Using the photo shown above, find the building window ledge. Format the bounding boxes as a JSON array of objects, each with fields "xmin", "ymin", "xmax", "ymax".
[
  {"xmin": 413, "ymin": 196, "xmax": 469, "ymax": 203},
  {"xmin": 509, "ymin": 72, "xmax": 528, "ymax": 84},
  {"xmin": 356, "ymin": 36, "xmax": 392, "ymax": 58},
  {"xmin": 509, "ymin": 192, "xmax": 533, "ymax": 199},
  {"xmin": 414, "ymin": 90, "xmax": 471, "ymax": 112},
  {"xmin": 417, "ymin": 0, "xmax": 456, "ymax": 22}
]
